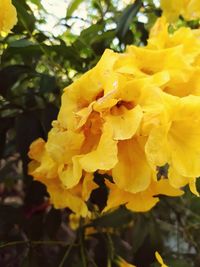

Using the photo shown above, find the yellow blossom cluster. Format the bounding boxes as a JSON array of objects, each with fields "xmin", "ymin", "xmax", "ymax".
[
  {"xmin": 0, "ymin": 0, "xmax": 17, "ymax": 35},
  {"xmin": 161, "ymin": 0, "xmax": 200, "ymax": 22},
  {"xmin": 28, "ymin": 16, "xmax": 200, "ymax": 217}
]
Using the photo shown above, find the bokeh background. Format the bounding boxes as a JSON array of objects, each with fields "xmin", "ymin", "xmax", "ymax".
[{"xmin": 0, "ymin": 0, "xmax": 200, "ymax": 266}]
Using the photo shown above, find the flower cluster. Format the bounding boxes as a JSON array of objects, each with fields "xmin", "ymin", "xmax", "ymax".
[
  {"xmin": 0, "ymin": 0, "xmax": 17, "ymax": 35},
  {"xmin": 161, "ymin": 0, "xmax": 200, "ymax": 22},
  {"xmin": 28, "ymin": 16, "xmax": 200, "ymax": 217}
]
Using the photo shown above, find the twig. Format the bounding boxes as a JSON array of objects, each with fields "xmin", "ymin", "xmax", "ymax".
[
  {"xmin": 0, "ymin": 240, "xmax": 71, "ymax": 249},
  {"xmin": 58, "ymin": 242, "xmax": 75, "ymax": 267}
]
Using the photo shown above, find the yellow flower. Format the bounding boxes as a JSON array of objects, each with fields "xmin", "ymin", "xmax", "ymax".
[
  {"xmin": 145, "ymin": 95, "xmax": 200, "ymax": 180},
  {"xmin": 160, "ymin": 0, "xmax": 200, "ymax": 22},
  {"xmin": 104, "ymin": 178, "xmax": 183, "ymax": 213},
  {"xmin": 29, "ymin": 17, "xmax": 200, "ymax": 215},
  {"xmin": 28, "ymin": 138, "xmax": 58, "ymax": 180},
  {"xmin": 112, "ymin": 137, "xmax": 151, "ymax": 194},
  {"xmin": 28, "ymin": 138, "xmax": 97, "ymax": 217},
  {"xmin": 155, "ymin": 251, "xmax": 168, "ymax": 267},
  {"xmin": 145, "ymin": 17, "xmax": 200, "ymax": 97},
  {"xmin": 58, "ymin": 49, "xmax": 120, "ymax": 130},
  {"xmin": 117, "ymin": 257, "xmax": 136, "ymax": 267},
  {"xmin": 69, "ymin": 213, "xmax": 80, "ymax": 230},
  {"xmin": 0, "ymin": 0, "xmax": 17, "ymax": 35}
]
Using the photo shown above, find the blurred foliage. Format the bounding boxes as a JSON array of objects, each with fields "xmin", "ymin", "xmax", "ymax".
[{"xmin": 0, "ymin": 0, "xmax": 200, "ymax": 266}]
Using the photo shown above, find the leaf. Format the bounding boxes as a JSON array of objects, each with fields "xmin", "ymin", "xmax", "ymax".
[
  {"xmin": 0, "ymin": 65, "xmax": 32, "ymax": 98},
  {"xmin": 116, "ymin": 0, "xmax": 143, "ymax": 40},
  {"xmin": 13, "ymin": 0, "xmax": 36, "ymax": 32},
  {"xmin": 9, "ymin": 39, "xmax": 35, "ymax": 48},
  {"xmin": 164, "ymin": 258, "xmax": 192, "ymax": 267},
  {"xmin": 28, "ymin": 0, "xmax": 44, "ymax": 10},
  {"xmin": 66, "ymin": 0, "xmax": 84, "ymax": 17},
  {"xmin": 2, "ymin": 45, "xmax": 42, "ymax": 64},
  {"xmin": 131, "ymin": 215, "xmax": 149, "ymax": 253},
  {"xmin": 0, "ymin": 117, "xmax": 13, "ymax": 159},
  {"xmin": 39, "ymin": 74, "xmax": 57, "ymax": 94},
  {"xmin": 92, "ymin": 206, "xmax": 134, "ymax": 228},
  {"xmin": 91, "ymin": 30, "xmax": 116, "ymax": 55}
]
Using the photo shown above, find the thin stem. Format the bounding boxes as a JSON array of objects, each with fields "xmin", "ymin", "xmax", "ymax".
[
  {"xmin": 106, "ymin": 232, "xmax": 115, "ymax": 262},
  {"xmin": 89, "ymin": 256, "xmax": 98, "ymax": 267},
  {"xmin": 0, "ymin": 240, "xmax": 71, "ymax": 249},
  {"xmin": 79, "ymin": 220, "xmax": 87, "ymax": 267},
  {"xmin": 0, "ymin": 241, "xmax": 28, "ymax": 249},
  {"xmin": 58, "ymin": 242, "xmax": 74, "ymax": 267}
]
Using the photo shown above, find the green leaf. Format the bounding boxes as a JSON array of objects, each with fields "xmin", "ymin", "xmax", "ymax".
[
  {"xmin": 92, "ymin": 206, "xmax": 134, "ymax": 228},
  {"xmin": 13, "ymin": 0, "xmax": 36, "ymax": 32},
  {"xmin": 2, "ymin": 45, "xmax": 42, "ymax": 63},
  {"xmin": 66, "ymin": 0, "xmax": 84, "ymax": 17},
  {"xmin": 28, "ymin": 0, "xmax": 44, "ymax": 10},
  {"xmin": 0, "ymin": 65, "xmax": 32, "ymax": 97},
  {"xmin": 162, "ymin": 258, "xmax": 193, "ymax": 267},
  {"xmin": 116, "ymin": 0, "xmax": 143, "ymax": 40},
  {"xmin": 131, "ymin": 215, "xmax": 149, "ymax": 253},
  {"xmin": 9, "ymin": 39, "xmax": 34, "ymax": 48},
  {"xmin": 39, "ymin": 74, "xmax": 57, "ymax": 93}
]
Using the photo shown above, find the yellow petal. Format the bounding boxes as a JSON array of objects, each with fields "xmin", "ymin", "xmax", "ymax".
[
  {"xmin": 94, "ymin": 49, "xmax": 122, "ymax": 95},
  {"xmin": 169, "ymin": 119, "xmax": 200, "ymax": 177},
  {"xmin": 105, "ymin": 105, "xmax": 143, "ymax": 140},
  {"xmin": 113, "ymin": 138, "xmax": 151, "ymax": 193},
  {"xmin": 185, "ymin": 0, "xmax": 200, "ymax": 20},
  {"xmin": 82, "ymin": 173, "xmax": 98, "ymax": 201},
  {"xmin": 105, "ymin": 181, "xmax": 159, "ymax": 213},
  {"xmin": 189, "ymin": 177, "xmax": 200, "ymax": 197},
  {"xmin": 29, "ymin": 151, "xmax": 58, "ymax": 180},
  {"xmin": 153, "ymin": 179, "xmax": 184, "ymax": 197},
  {"xmin": 148, "ymin": 16, "xmax": 169, "ymax": 49},
  {"xmin": 58, "ymin": 68, "xmax": 102, "ymax": 130},
  {"xmin": 75, "ymin": 101, "xmax": 95, "ymax": 129},
  {"xmin": 155, "ymin": 251, "xmax": 168, "ymax": 267},
  {"xmin": 58, "ymin": 157, "xmax": 82, "ymax": 188},
  {"xmin": 28, "ymin": 138, "xmax": 45, "ymax": 161},
  {"xmin": 79, "ymin": 123, "xmax": 118, "ymax": 172},
  {"xmin": 93, "ymin": 89, "xmax": 119, "ymax": 112},
  {"xmin": 46, "ymin": 128, "xmax": 84, "ymax": 164},
  {"xmin": 69, "ymin": 213, "xmax": 80, "ymax": 230},
  {"xmin": 145, "ymin": 124, "xmax": 171, "ymax": 169},
  {"xmin": 168, "ymin": 166, "xmax": 189, "ymax": 188},
  {"xmin": 48, "ymin": 181, "xmax": 89, "ymax": 217},
  {"xmin": 103, "ymin": 180, "xmax": 130, "ymax": 212},
  {"xmin": 0, "ymin": 0, "xmax": 17, "ymax": 35},
  {"xmin": 117, "ymin": 257, "xmax": 136, "ymax": 267},
  {"xmin": 126, "ymin": 193, "xmax": 159, "ymax": 212}
]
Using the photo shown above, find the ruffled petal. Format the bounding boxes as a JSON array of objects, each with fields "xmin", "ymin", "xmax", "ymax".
[
  {"xmin": 113, "ymin": 138, "xmax": 151, "ymax": 194},
  {"xmin": 105, "ymin": 105, "xmax": 143, "ymax": 140},
  {"xmin": 79, "ymin": 123, "xmax": 118, "ymax": 172}
]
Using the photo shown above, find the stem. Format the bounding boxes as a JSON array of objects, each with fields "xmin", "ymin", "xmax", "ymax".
[
  {"xmin": 106, "ymin": 232, "xmax": 115, "ymax": 262},
  {"xmin": 79, "ymin": 219, "xmax": 87, "ymax": 267},
  {"xmin": 58, "ymin": 242, "xmax": 74, "ymax": 267},
  {"xmin": 0, "ymin": 240, "xmax": 71, "ymax": 249}
]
